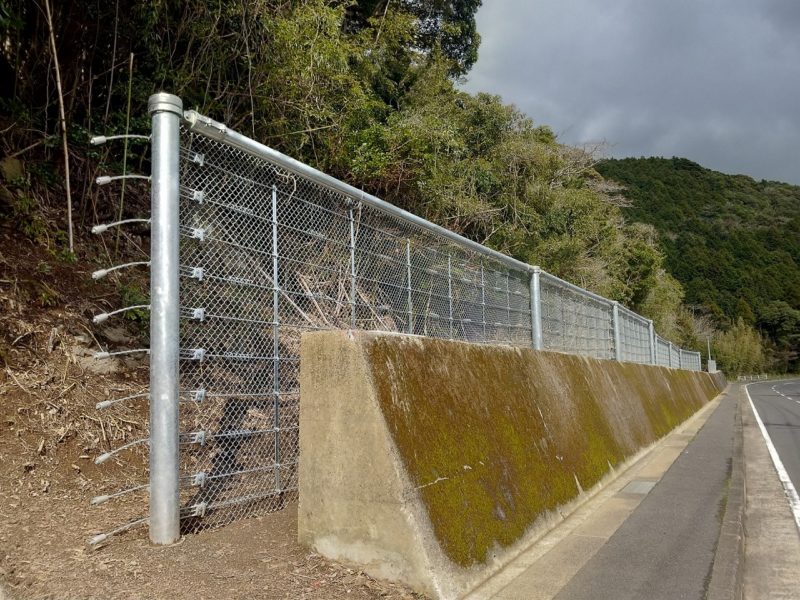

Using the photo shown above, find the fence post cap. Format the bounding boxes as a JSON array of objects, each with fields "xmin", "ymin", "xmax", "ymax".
[{"xmin": 148, "ymin": 93, "xmax": 183, "ymax": 116}]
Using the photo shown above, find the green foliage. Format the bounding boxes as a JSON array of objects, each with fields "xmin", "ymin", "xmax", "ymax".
[
  {"xmin": 345, "ymin": 0, "xmax": 482, "ymax": 75},
  {"xmin": 9, "ymin": 194, "xmax": 47, "ymax": 242},
  {"xmin": 119, "ymin": 282, "xmax": 150, "ymax": 325},
  {"xmin": 758, "ymin": 301, "xmax": 800, "ymax": 373},
  {"xmin": 638, "ymin": 268, "xmax": 684, "ymax": 339},
  {"xmin": 52, "ymin": 248, "xmax": 77, "ymax": 264},
  {"xmin": 1, "ymin": 0, "xmax": 712, "ymax": 366},
  {"xmin": 734, "ymin": 298, "xmax": 755, "ymax": 325},
  {"xmin": 597, "ymin": 157, "xmax": 800, "ymax": 372},
  {"xmin": 33, "ymin": 282, "xmax": 59, "ymax": 307},
  {"xmin": 713, "ymin": 318, "xmax": 766, "ymax": 376},
  {"xmin": 347, "ymin": 65, "xmax": 669, "ymax": 305},
  {"xmin": 49, "ymin": 230, "xmax": 77, "ymax": 262}
]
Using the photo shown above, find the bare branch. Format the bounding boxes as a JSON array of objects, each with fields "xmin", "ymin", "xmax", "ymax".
[{"xmin": 43, "ymin": 0, "xmax": 74, "ymax": 253}]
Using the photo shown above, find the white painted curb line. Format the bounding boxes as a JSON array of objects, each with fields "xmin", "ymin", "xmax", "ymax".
[{"xmin": 744, "ymin": 383, "xmax": 800, "ymax": 532}]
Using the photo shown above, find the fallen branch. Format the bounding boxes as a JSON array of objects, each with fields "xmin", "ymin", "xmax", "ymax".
[{"xmin": 6, "ymin": 368, "xmax": 33, "ymax": 396}]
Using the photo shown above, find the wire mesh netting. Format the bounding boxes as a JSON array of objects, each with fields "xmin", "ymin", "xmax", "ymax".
[
  {"xmin": 656, "ymin": 336, "xmax": 671, "ymax": 367},
  {"xmin": 169, "ymin": 116, "xmax": 704, "ymax": 529},
  {"xmin": 539, "ymin": 273, "xmax": 614, "ymax": 359},
  {"xmin": 671, "ymin": 344, "xmax": 681, "ymax": 368},
  {"xmin": 173, "ymin": 128, "xmax": 539, "ymax": 526},
  {"xmin": 618, "ymin": 307, "xmax": 652, "ymax": 364}
]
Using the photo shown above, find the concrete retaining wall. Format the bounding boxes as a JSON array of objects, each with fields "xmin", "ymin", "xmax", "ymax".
[{"xmin": 298, "ymin": 331, "xmax": 726, "ymax": 599}]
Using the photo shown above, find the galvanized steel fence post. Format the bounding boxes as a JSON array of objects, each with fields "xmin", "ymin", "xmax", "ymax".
[
  {"xmin": 447, "ymin": 254, "xmax": 453, "ymax": 339},
  {"xmin": 668, "ymin": 342, "xmax": 674, "ymax": 368},
  {"xmin": 648, "ymin": 320, "xmax": 656, "ymax": 365},
  {"xmin": 530, "ymin": 267, "xmax": 543, "ymax": 350},
  {"xmin": 505, "ymin": 272, "xmax": 511, "ymax": 333},
  {"xmin": 612, "ymin": 301, "xmax": 622, "ymax": 361},
  {"xmin": 271, "ymin": 185, "xmax": 282, "ymax": 491},
  {"xmin": 348, "ymin": 205, "xmax": 357, "ymax": 329},
  {"xmin": 480, "ymin": 261, "xmax": 487, "ymax": 341},
  {"xmin": 406, "ymin": 239, "xmax": 413, "ymax": 334},
  {"xmin": 148, "ymin": 93, "xmax": 182, "ymax": 545}
]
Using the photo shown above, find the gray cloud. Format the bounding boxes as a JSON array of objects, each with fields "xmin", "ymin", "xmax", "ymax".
[{"xmin": 461, "ymin": 0, "xmax": 800, "ymax": 184}]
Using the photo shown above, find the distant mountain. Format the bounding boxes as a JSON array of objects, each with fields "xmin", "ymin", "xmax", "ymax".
[{"xmin": 596, "ymin": 157, "xmax": 800, "ymax": 369}]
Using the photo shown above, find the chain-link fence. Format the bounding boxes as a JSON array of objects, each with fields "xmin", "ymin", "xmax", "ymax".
[
  {"xmin": 671, "ymin": 344, "xmax": 681, "ymax": 368},
  {"xmin": 539, "ymin": 272, "xmax": 614, "ymax": 359},
  {"xmin": 173, "ymin": 120, "xmax": 546, "ymax": 529},
  {"xmin": 91, "ymin": 94, "xmax": 705, "ymax": 544},
  {"xmin": 656, "ymin": 335, "xmax": 671, "ymax": 367},
  {"xmin": 617, "ymin": 306, "xmax": 652, "ymax": 364}
]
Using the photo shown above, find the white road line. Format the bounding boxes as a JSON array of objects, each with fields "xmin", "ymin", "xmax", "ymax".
[{"xmin": 745, "ymin": 383, "xmax": 800, "ymax": 532}]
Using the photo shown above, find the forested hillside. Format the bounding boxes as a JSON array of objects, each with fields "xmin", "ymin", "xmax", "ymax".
[
  {"xmin": 1, "ymin": 0, "xmax": 790, "ymax": 373},
  {"xmin": 597, "ymin": 157, "xmax": 800, "ymax": 373}
]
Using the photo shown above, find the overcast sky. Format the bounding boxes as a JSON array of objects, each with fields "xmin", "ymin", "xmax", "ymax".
[{"xmin": 461, "ymin": 0, "xmax": 800, "ymax": 185}]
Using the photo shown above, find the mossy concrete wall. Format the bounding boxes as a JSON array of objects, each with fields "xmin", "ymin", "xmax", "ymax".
[{"xmin": 298, "ymin": 331, "xmax": 726, "ymax": 599}]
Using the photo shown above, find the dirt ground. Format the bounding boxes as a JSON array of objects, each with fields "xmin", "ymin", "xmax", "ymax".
[
  {"xmin": 0, "ymin": 218, "xmax": 424, "ymax": 600},
  {"xmin": 0, "ymin": 478, "xmax": 421, "ymax": 600}
]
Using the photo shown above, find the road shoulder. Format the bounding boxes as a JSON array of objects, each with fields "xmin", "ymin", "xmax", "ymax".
[
  {"xmin": 741, "ymin": 383, "xmax": 800, "ymax": 599},
  {"xmin": 706, "ymin": 384, "xmax": 745, "ymax": 600}
]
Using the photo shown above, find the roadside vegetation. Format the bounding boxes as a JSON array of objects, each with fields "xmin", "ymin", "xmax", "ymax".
[
  {"xmin": 598, "ymin": 158, "xmax": 800, "ymax": 374},
  {"xmin": 1, "ymin": 0, "xmax": 796, "ymax": 375}
]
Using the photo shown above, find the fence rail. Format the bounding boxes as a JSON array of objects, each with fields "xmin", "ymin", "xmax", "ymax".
[{"xmin": 91, "ymin": 93, "xmax": 704, "ymax": 544}]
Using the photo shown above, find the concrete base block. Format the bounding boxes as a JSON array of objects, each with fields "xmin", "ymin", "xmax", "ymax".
[{"xmin": 298, "ymin": 331, "xmax": 725, "ymax": 599}]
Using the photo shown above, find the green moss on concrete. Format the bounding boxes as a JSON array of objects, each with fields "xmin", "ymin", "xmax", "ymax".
[{"xmin": 365, "ymin": 337, "xmax": 724, "ymax": 568}]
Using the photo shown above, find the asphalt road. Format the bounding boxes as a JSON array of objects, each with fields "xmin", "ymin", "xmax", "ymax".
[
  {"xmin": 552, "ymin": 392, "xmax": 736, "ymax": 600},
  {"xmin": 746, "ymin": 378, "xmax": 800, "ymax": 495}
]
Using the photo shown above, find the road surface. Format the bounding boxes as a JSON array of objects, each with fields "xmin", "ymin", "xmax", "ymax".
[
  {"xmin": 746, "ymin": 379, "xmax": 800, "ymax": 495},
  {"xmin": 472, "ymin": 383, "xmax": 800, "ymax": 600},
  {"xmin": 551, "ymin": 392, "xmax": 736, "ymax": 600}
]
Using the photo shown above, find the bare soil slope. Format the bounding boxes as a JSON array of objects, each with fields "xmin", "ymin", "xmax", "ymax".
[{"xmin": 0, "ymin": 216, "xmax": 422, "ymax": 599}]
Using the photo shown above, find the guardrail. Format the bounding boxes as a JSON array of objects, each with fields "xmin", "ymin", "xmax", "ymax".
[{"xmin": 737, "ymin": 374, "xmax": 768, "ymax": 381}]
